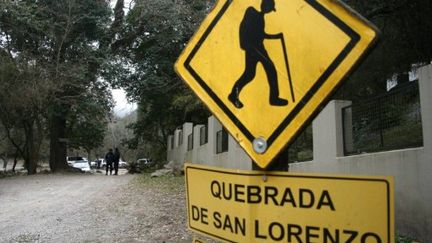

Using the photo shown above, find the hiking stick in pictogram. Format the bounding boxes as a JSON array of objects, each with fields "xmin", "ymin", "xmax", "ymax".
[{"xmin": 278, "ymin": 34, "xmax": 295, "ymax": 103}]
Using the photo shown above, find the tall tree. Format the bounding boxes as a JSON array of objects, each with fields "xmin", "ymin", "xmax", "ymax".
[
  {"xmin": 67, "ymin": 85, "xmax": 112, "ymax": 162},
  {"xmin": 1, "ymin": 0, "xmax": 114, "ymax": 172},
  {"xmin": 105, "ymin": 0, "xmax": 213, "ymax": 160},
  {"xmin": 41, "ymin": 0, "xmax": 112, "ymax": 172},
  {"xmin": 0, "ymin": 49, "xmax": 49, "ymax": 174}
]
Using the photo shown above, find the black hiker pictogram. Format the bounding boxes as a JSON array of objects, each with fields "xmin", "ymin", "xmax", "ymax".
[{"xmin": 228, "ymin": 0, "xmax": 293, "ymax": 109}]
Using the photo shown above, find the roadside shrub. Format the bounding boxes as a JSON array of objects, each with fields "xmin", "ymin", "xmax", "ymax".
[
  {"xmin": 126, "ymin": 160, "xmax": 158, "ymax": 174},
  {"xmin": 126, "ymin": 161, "xmax": 141, "ymax": 174}
]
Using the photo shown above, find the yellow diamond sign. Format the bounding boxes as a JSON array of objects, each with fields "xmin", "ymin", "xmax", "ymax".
[{"xmin": 175, "ymin": 0, "xmax": 378, "ymax": 168}]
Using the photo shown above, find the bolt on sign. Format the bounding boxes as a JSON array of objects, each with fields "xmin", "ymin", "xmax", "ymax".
[
  {"xmin": 185, "ymin": 163, "xmax": 394, "ymax": 243},
  {"xmin": 175, "ymin": 0, "xmax": 379, "ymax": 168}
]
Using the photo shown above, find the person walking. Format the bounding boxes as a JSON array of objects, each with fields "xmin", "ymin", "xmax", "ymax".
[
  {"xmin": 105, "ymin": 149, "xmax": 114, "ymax": 175},
  {"xmin": 228, "ymin": 0, "xmax": 288, "ymax": 109},
  {"xmin": 113, "ymin": 148, "xmax": 121, "ymax": 176}
]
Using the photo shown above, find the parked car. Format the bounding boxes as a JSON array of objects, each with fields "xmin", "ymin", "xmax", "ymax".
[
  {"xmin": 67, "ymin": 156, "xmax": 88, "ymax": 166},
  {"xmin": 119, "ymin": 159, "xmax": 127, "ymax": 168},
  {"xmin": 90, "ymin": 158, "xmax": 105, "ymax": 169},
  {"xmin": 72, "ymin": 159, "xmax": 91, "ymax": 172}
]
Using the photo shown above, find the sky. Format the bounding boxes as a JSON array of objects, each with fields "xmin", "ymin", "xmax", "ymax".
[{"xmin": 112, "ymin": 89, "xmax": 137, "ymax": 117}]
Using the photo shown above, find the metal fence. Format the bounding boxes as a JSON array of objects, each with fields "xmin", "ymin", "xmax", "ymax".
[
  {"xmin": 343, "ymin": 81, "xmax": 423, "ymax": 155},
  {"xmin": 287, "ymin": 124, "xmax": 313, "ymax": 163}
]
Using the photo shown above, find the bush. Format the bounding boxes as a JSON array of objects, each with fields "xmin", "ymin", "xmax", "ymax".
[
  {"xmin": 126, "ymin": 160, "xmax": 157, "ymax": 174},
  {"xmin": 126, "ymin": 161, "xmax": 141, "ymax": 174}
]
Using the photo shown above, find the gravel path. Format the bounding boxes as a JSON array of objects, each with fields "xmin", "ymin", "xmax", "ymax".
[{"xmin": 0, "ymin": 172, "xmax": 194, "ymax": 243}]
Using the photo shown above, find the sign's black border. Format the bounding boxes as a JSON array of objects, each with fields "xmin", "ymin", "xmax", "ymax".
[
  {"xmin": 185, "ymin": 165, "xmax": 392, "ymax": 243},
  {"xmin": 183, "ymin": 0, "xmax": 362, "ymax": 151}
]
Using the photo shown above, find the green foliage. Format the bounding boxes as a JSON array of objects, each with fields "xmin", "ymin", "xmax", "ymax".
[
  {"xmin": 337, "ymin": 0, "xmax": 432, "ymax": 99},
  {"xmin": 1, "ymin": 0, "xmax": 115, "ymax": 172},
  {"xmin": 287, "ymin": 125, "xmax": 313, "ymax": 163},
  {"xmin": 126, "ymin": 159, "xmax": 155, "ymax": 174},
  {"xmin": 125, "ymin": 160, "xmax": 140, "ymax": 174},
  {"xmin": 0, "ymin": 33, "xmax": 50, "ymax": 174},
  {"xmin": 67, "ymin": 101, "xmax": 109, "ymax": 152}
]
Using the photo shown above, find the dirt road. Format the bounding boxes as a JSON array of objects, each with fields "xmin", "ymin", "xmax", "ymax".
[{"xmin": 0, "ymin": 172, "xmax": 193, "ymax": 242}]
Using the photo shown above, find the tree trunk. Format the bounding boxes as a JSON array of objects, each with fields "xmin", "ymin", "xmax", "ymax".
[
  {"xmin": 28, "ymin": 138, "xmax": 41, "ymax": 175},
  {"xmin": 26, "ymin": 156, "xmax": 37, "ymax": 175},
  {"xmin": 49, "ymin": 115, "xmax": 69, "ymax": 172},
  {"xmin": 26, "ymin": 125, "xmax": 38, "ymax": 175},
  {"xmin": 12, "ymin": 150, "xmax": 18, "ymax": 172},
  {"xmin": 19, "ymin": 120, "xmax": 38, "ymax": 175}
]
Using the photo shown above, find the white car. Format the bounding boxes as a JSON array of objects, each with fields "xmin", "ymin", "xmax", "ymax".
[
  {"xmin": 67, "ymin": 156, "xmax": 88, "ymax": 166},
  {"xmin": 90, "ymin": 158, "xmax": 105, "ymax": 168},
  {"xmin": 72, "ymin": 159, "xmax": 91, "ymax": 172},
  {"xmin": 101, "ymin": 158, "xmax": 106, "ymax": 168},
  {"xmin": 119, "ymin": 159, "xmax": 127, "ymax": 168}
]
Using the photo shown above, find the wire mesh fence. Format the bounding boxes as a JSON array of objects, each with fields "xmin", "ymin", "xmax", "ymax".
[
  {"xmin": 287, "ymin": 124, "xmax": 313, "ymax": 163},
  {"xmin": 343, "ymin": 81, "xmax": 423, "ymax": 155}
]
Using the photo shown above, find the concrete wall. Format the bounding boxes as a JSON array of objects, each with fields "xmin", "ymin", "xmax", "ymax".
[
  {"xmin": 290, "ymin": 64, "xmax": 432, "ymax": 241},
  {"xmin": 313, "ymin": 100, "xmax": 352, "ymax": 162},
  {"xmin": 167, "ymin": 123, "xmax": 193, "ymax": 165},
  {"xmin": 167, "ymin": 116, "xmax": 252, "ymax": 170},
  {"xmin": 291, "ymin": 148, "xmax": 429, "ymax": 240}
]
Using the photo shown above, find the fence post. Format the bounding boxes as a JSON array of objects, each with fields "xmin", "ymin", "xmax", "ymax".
[
  {"xmin": 312, "ymin": 100, "xmax": 352, "ymax": 162},
  {"xmin": 419, "ymin": 64, "xmax": 432, "ymax": 155},
  {"xmin": 208, "ymin": 116, "xmax": 222, "ymax": 156},
  {"xmin": 167, "ymin": 135, "xmax": 173, "ymax": 162},
  {"xmin": 342, "ymin": 106, "xmax": 354, "ymax": 154},
  {"xmin": 182, "ymin": 123, "xmax": 193, "ymax": 164}
]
